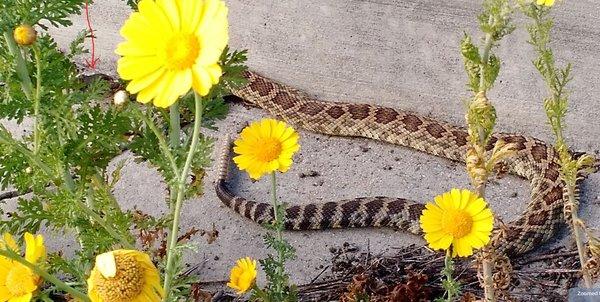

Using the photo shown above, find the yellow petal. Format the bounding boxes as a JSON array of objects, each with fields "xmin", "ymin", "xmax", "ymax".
[
  {"xmin": 24, "ymin": 233, "xmax": 44, "ymax": 263},
  {"xmin": 2, "ymin": 233, "xmax": 18, "ymax": 251},
  {"xmin": 8, "ymin": 292, "xmax": 33, "ymax": 302},
  {"xmin": 450, "ymin": 189, "xmax": 462, "ymax": 209},
  {"xmin": 138, "ymin": 0, "xmax": 174, "ymax": 33},
  {"xmin": 473, "ymin": 208, "xmax": 494, "ymax": 222},
  {"xmin": 153, "ymin": 70, "xmax": 192, "ymax": 108},
  {"xmin": 157, "ymin": 0, "xmax": 181, "ymax": 30},
  {"xmin": 452, "ymin": 237, "xmax": 474, "ymax": 257},
  {"xmin": 118, "ymin": 13, "xmax": 165, "ymax": 52},
  {"xmin": 191, "ymin": 65, "xmax": 212, "ymax": 96},
  {"xmin": 136, "ymin": 70, "xmax": 172, "ymax": 104},
  {"xmin": 177, "ymin": 0, "xmax": 202, "ymax": 33},
  {"xmin": 0, "ymin": 285, "xmax": 11, "ymax": 300},
  {"xmin": 206, "ymin": 64, "xmax": 223, "ymax": 84},
  {"xmin": 429, "ymin": 233, "xmax": 453, "ymax": 250},
  {"xmin": 464, "ymin": 197, "xmax": 486, "ymax": 216},
  {"xmin": 117, "ymin": 56, "xmax": 163, "ymax": 81}
]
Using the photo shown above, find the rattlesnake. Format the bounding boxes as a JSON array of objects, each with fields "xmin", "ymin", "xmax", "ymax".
[{"xmin": 215, "ymin": 70, "xmax": 597, "ymax": 257}]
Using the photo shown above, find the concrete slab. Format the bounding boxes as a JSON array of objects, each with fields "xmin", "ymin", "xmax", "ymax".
[{"xmin": 2, "ymin": 0, "xmax": 599, "ymax": 288}]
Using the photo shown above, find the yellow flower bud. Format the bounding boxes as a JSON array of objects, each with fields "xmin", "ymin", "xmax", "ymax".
[{"xmin": 13, "ymin": 24, "xmax": 37, "ymax": 46}]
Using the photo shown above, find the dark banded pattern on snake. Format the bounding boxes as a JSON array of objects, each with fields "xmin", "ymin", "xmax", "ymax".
[{"xmin": 215, "ymin": 71, "xmax": 598, "ymax": 257}]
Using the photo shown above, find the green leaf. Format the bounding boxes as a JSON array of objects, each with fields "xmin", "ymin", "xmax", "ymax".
[
  {"xmin": 460, "ymin": 34, "xmax": 481, "ymax": 64},
  {"xmin": 0, "ymin": 0, "xmax": 87, "ymax": 32},
  {"xmin": 483, "ymin": 54, "xmax": 500, "ymax": 90}
]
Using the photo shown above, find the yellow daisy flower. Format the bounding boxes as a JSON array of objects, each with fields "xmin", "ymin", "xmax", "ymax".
[
  {"xmin": 87, "ymin": 250, "xmax": 163, "ymax": 302},
  {"xmin": 227, "ymin": 257, "xmax": 257, "ymax": 295},
  {"xmin": 116, "ymin": 0, "xmax": 229, "ymax": 108},
  {"xmin": 536, "ymin": 0, "xmax": 555, "ymax": 6},
  {"xmin": 233, "ymin": 119, "xmax": 300, "ymax": 180},
  {"xmin": 420, "ymin": 189, "xmax": 494, "ymax": 257},
  {"xmin": 0, "ymin": 232, "xmax": 46, "ymax": 302}
]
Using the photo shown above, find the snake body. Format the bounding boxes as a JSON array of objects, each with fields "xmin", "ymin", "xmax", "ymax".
[{"xmin": 215, "ymin": 70, "xmax": 595, "ymax": 257}]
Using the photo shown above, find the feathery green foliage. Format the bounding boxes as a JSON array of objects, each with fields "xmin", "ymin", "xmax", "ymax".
[
  {"xmin": 0, "ymin": 0, "xmax": 88, "ymax": 31},
  {"xmin": 521, "ymin": 1, "xmax": 595, "ymax": 288}
]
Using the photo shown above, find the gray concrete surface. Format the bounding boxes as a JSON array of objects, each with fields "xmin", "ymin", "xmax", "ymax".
[{"xmin": 2, "ymin": 0, "xmax": 599, "ymax": 288}]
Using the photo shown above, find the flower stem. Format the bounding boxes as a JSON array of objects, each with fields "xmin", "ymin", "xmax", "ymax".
[
  {"xmin": 0, "ymin": 249, "xmax": 91, "ymax": 302},
  {"xmin": 270, "ymin": 171, "xmax": 286, "ymax": 293},
  {"xmin": 81, "ymin": 193, "xmax": 135, "ymax": 249},
  {"xmin": 442, "ymin": 249, "xmax": 459, "ymax": 302},
  {"xmin": 169, "ymin": 103, "xmax": 181, "ymax": 148},
  {"xmin": 32, "ymin": 45, "xmax": 42, "ymax": 154},
  {"xmin": 271, "ymin": 172, "xmax": 284, "ymax": 242},
  {"xmin": 567, "ymin": 187, "xmax": 593, "ymax": 288},
  {"xmin": 0, "ymin": 130, "xmax": 53, "ymax": 176},
  {"xmin": 473, "ymin": 15, "xmax": 496, "ymax": 302},
  {"xmin": 481, "ymin": 253, "xmax": 495, "ymax": 302},
  {"xmin": 3, "ymin": 31, "xmax": 33, "ymax": 99},
  {"xmin": 162, "ymin": 93, "xmax": 204, "ymax": 300},
  {"xmin": 479, "ymin": 17, "xmax": 494, "ymax": 92},
  {"xmin": 169, "ymin": 104, "xmax": 181, "ymax": 207},
  {"xmin": 135, "ymin": 108, "xmax": 180, "ymax": 180}
]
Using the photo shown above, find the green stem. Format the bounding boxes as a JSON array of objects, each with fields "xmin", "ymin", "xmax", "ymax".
[
  {"xmin": 61, "ymin": 165, "xmax": 76, "ymax": 191},
  {"xmin": 60, "ymin": 165, "xmax": 89, "ymax": 250},
  {"xmin": 479, "ymin": 15, "xmax": 494, "ymax": 93},
  {"xmin": 136, "ymin": 108, "xmax": 180, "ymax": 180},
  {"xmin": 474, "ymin": 177, "xmax": 494, "ymax": 302},
  {"xmin": 0, "ymin": 249, "xmax": 91, "ymax": 302},
  {"xmin": 40, "ymin": 295, "xmax": 53, "ymax": 302},
  {"xmin": 3, "ymin": 31, "xmax": 33, "ymax": 99},
  {"xmin": 527, "ymin": 4, "xmax": 592, "ymax": 289},
  {"xmin": 169, "ymin": 104, "xmax": 181, "ymax": 206},
  {"xmin": 443, "ymin": 249, "xmax": 456, "ymax": 302},
  {"xmin": 162, "ymin": 93, "xmax": 203, "ymax": 300},
  {"xmin": 567, "ymin": 187, "xmax": 593, "ymax": 288},
  {"xmin": 0, "ymin": 130, "xmax": 53, "ymax": 176},
  {"xmin": 473, "ymin": 15, "xmax": 496, "ymax": 302},
  {"xmin": 270, "ymin": 171, "xmax": 285, "ymax": 293},
  {"xmin": 32, "ymin": 45, "xmax": 42, "ymax": 154},
  {"xmin": 81, "ymin": 193, "xmax": 135, "ymax": 249},
  {"xmin": 169, "ymin": 103, "xmax": 181, "ymax": 148},
  {"xmin": 481, "ymin": 254, "xmax": 495, "ymax": 302}
]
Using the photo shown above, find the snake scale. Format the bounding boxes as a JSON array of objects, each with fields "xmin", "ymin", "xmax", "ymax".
[{"xmin": 215, "ymin": 70, "xmax": 597, "ymax": 257}]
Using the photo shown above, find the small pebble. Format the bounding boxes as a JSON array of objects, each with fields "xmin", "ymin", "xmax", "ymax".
[
  {"xmin": 511, "ymin": 192, "xmax": 518, "ymax": 198},
  {"xmin": 359, "ymin": 146, "xmax": 370, "ymax": 153}
]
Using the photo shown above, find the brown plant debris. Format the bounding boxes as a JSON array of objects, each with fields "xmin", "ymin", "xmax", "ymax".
[{"xmin": 209, "ymin": 244, "xmax": 585, "ymax": 302}]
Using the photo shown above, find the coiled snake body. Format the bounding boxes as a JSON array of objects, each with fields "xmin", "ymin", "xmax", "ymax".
[{"xmin": 215, "ymin": 70, "xmax": 597, "ymax": 257}]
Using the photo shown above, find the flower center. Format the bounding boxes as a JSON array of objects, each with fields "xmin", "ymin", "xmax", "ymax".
[
  {"xmin": 254, "ymin": 137, "xmax": 283, "ymax": 162},
  {"xmin": 93, "ymin": 254, "xmax": 145, "ymax": 302},
  {"xmin": 6, "ymin": 265, "xmax": 37, "ymax": 295},
  {"xmin": 441, "ymin": 209, "xmax": 473, "ymax": 238},
  {"xmin": 164, "ymin": 33, "xmax": 200, "ymax": 70}
]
